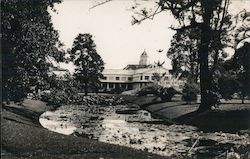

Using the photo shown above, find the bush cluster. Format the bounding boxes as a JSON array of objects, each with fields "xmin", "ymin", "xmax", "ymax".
[
  {"xmin": 159, "ymin": 87, "xmax": 178, "ymax": 102},
  {"xmin": 136, "ymin": 84, "xmax": 178, "ymax": 102},
  {"xmin": 182, "ymin": 82, "xmax": 200, "ymax": 103},
  {"xmin": 204, "ymin": 90, "xmax": 221, "ymax": 107},
  {"xmin": 136, "ymin": 84, "xmax": 162, "ymax": 96},
  {"xmin": 41, "ymin": 91, "xmax": 125, "ymax": 107}
]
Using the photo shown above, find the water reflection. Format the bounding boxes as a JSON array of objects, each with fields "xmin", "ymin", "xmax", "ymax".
[{"xmin": 39, "ymin": 111, "xmax": 77, "ymax": 135}]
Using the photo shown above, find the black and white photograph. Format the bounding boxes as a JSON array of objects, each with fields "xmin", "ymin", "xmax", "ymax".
[{"xmin": 1, "ymin": 0, "xmax": 250, "ymax": 158}]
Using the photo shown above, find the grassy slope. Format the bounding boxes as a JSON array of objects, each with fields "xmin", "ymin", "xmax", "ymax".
[
  {"xmin": 2, "ymin": 99, "xmax": 167, "ymax": 159},
  {"xmin": 123, "ymin": 95, "xmax": 250, "ymax": 133}
]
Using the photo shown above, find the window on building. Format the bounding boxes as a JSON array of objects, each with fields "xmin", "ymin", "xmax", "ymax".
[
  {"xmin": 151, "ymin": 76, "xmax": 155, "ymax": 80},
  {"xmin": 102, "ymin": 76, "xmax": 107, "ymax": 80},
  {"xmin": 109, "ymin": 83, "xmax": 114, "ymax": 89},
  {"xmin": 121, "ymin": 83, "xmax": 126, "ymax": 89},
  {"xmin": 115, "ymin": 77, "xmax": 120, "ymax": 80},
  {"xmin": 103, "ymin": 83, "xmax": 107, "ymax": 88},
  {"xmin": 140, "ymin": 76, "xmax": 143, "ymax": 80},
  {"xmin": 145, "ymin": 76, "xmax": 149, "ymax": 80},
  {"xmin": 128, "ymin": 77, "xmax": 132, "ymax": 81},
  {"xmin": 128, "ymin": 84, "xmax": 133, "ymax": 90},
  {"xmin": 115, "ymin": 83, "xmax": 119, "ymax": 88}
]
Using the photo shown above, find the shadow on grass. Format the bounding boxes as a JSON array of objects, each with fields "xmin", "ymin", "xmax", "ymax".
[
  {"xmin": 174, "ymin": 109, "xmax": 250, "ymax": 133},
  {"xmin": 2, "ymin": 116, "xmax": 41, "ymax": 128},
  {"xmin": 3, "ymin": 105, "xmax": 41, "ymax": 124},
  {"xmin": 152, "ymin": 103, "xmax": 197, "ymax": 113}
]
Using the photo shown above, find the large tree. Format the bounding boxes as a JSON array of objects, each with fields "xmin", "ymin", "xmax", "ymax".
[
  {"xmin": 167, "ymin": 19, "xmax": 230, "ymax": 88},
  {"xmin": 2, "ymin": 0, "xmax": 65, "ymax": 102},
  {"xmin": 70, "ymin": 33, "xmax": 104, "ymax": 95},
  {"xmin": 130, "ymin": 0, "xmax": 232, "ymax": 111}
]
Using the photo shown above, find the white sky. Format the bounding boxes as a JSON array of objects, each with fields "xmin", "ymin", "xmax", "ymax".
[{"xmin": 49, "ymin": 0, "xmax": 250, "ymax": 72}]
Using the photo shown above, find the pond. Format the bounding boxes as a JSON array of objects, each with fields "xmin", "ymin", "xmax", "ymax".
[{"xmin": 39, "ymin": 104, "xmax": 250, "ymax": 158}]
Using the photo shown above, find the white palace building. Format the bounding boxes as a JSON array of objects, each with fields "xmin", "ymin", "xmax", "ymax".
[{"xmin": 100, "ymin": 50, "xmax": 183, "ymax": 91}]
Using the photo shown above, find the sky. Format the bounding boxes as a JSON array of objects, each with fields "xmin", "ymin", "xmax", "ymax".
[{"xmin": 49, "ymin": 0, "xmax": 250, "ymax": 72}]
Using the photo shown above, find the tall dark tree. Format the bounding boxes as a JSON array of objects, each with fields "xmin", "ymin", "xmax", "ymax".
[
  {"xmin": 130, "ymin": 0, "xmax": 232, "ymax": 111},
  {"xmin": 70, "ymin": 33, "xmax": 104, "ymax": 95},
  {"xmin": 2, "ymin": 0, "xmax": 65, "ymax": 102},
  {"xmin": 167, "ymin": 22, "xmax": 230, "ymax": 87}
]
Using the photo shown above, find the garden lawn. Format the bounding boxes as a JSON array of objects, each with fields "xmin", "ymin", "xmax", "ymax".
[
  {"xmin": 140, "ymin": 98, "xmax": 250, "ymax": 133},
  {"xmin": 122, "ymin": 95, "xmax": 250, "ymax": 132}
]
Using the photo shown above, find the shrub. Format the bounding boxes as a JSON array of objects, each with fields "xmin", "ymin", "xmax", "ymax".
[
  {"xmin": 182, "ymin": 82, "xmax": 199, "ymax": 103},
  {"xmin": 204, "ymin": 90, "xmax": 221, "ymax": 107},
  {"xmin": 137, "ymin": 84, "xmax": 162, "ymax": 96},
  {"xmin": 218, "ymin": 71, "xmax": 241, "ymax": 100},
  {"xmin": 110, "ymin": 86, "xmax": 126, "ymax": 94},
  {"xmin": 41, "ymin": 90, "xmax": 125, "ymax": 107},
  {"xmin": 44, "ymin": 90, "xmax": 70, "ymax": 106},
  {"xmin": 158, "ymin": 87, "xmax": 178, "ymax": 102}
]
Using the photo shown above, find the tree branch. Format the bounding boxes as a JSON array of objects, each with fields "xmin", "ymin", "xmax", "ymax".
[
  {"xmin": 161, "ymin": 0, "xmax": 200, "ymax": 16},
  {"xmin": 152, "ymin": 4, "xmax": 161, "ymax": 19},
  {"xmin": 169, "ymin": 22, "xmax": 203, "ymax": 32},
  {"xmin": 219, "ymin": 0, "xmax": 229, "ymax": 31},
  {"xmin": 132, "ymin": 9, "xmax": 164, "ymax": 25},
  {"xmin": 89, "ymin": 0, "xmax": 112, "ymax": 10}
]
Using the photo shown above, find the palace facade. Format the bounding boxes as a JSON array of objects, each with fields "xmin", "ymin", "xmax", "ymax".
[{"xmin": 100, "ymin": 51, "xmax": 183, "ymax": 91}]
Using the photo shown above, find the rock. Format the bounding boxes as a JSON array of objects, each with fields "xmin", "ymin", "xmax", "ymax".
[
  {"xmin": 129, "ymin": 138, "xmax": 138, "ymax": 144},
  {"xmin": 238, "ymin": 129, "xmax": 250, "ymax": 136},
  {"xmin": 199, "ymin": 139, "xmax": 217, "ymax": 146},
  {"xmin": 116, "ymin": 109, "xmax": 139, "ymax": 114},
  {"xmin": 226, "ymin": 152, "xmax": 240, "ymax": 159},
  {"xmin": 89, "ymin": 116, "xmax": 99, "ymax": 120}
]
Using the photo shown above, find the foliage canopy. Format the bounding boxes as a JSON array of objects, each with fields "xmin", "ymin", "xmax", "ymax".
[{"xmin": 2, "ymin": 0, "xmax": 65, "ymax": 102}]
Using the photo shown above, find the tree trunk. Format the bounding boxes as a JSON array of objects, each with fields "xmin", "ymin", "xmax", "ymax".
[
  {"xmin": 241, "ymin": 93, "xmax": 245, "ymax": 104},
  {"xmin": 212, "ymin": 50, "xmax": 219, "ymax": 75},
  {"xmin": 198, "ymin": 0, "xmax": 213, "ymax": 111},
  {"xmin": 84, "ymin": 82, "xmax": 88, "ymax": 96},
  {"xmin": 189, "ymin": 47, "xmax": 195, "ymax": 79},
  {"xmin": 198, "ymin": 27, "xmax": 212, "ymax": 111}
]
